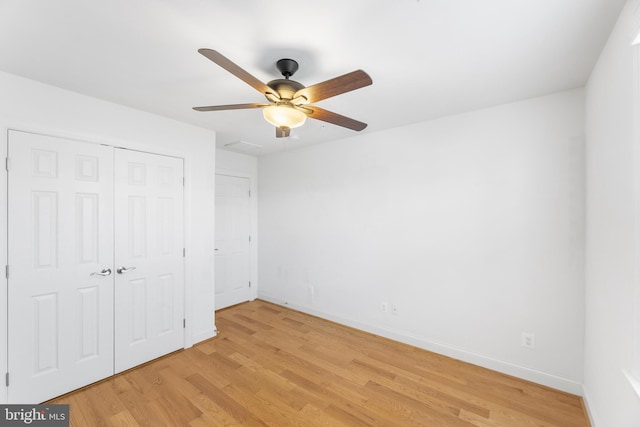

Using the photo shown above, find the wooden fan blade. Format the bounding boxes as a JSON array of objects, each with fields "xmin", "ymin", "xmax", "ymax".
[
  {"xmin": 294, "ymin": 70, "xmax": 372, "ymax": 104},
  {"xmin": 198, "ymin": 49, "xmax": 273, "ymax": 95},
  {"xmin": 193, "ymin": 103, "xmax": 267, "ymax": 112},
  {"xmin": 276, "ymin": 127, "xmax": 291, "ymax": 138},
  {"xmin": 305, "ymin": 106, "xmax": 367, "ymax": 131}
]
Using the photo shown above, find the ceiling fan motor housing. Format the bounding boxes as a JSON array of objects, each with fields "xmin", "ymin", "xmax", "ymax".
[{"xmin": 266, "ymin": 79, "xmax": 304, "ymax": 101}]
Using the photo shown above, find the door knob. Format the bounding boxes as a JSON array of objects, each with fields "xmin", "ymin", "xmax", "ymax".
[
  {"xmin": 116, "ymin": 266, "xmax": 136, "ymax": 274},
  {"xmin": 91, "ymin": 268, "xmax": 112, "ymax": 277}
]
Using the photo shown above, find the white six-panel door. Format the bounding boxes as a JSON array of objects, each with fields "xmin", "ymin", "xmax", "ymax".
[
  {"xmin": 114, "ymin": 148, "xmax": 184, "ymax": 373},
  {"xmin": 214, "ymin": 174, "xmax": 251, "ymax": 310},
  {"xmin": 7, "ymin": 131, "xmax": 185, "ymax": 402},
  {"xmin": 7, "ymin": 131, "xmax": 115, "ymax": 403}
]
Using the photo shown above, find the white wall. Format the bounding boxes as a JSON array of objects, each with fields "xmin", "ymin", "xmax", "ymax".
[
  {"xmin": 258, "ymin": 89, "xmax": 586, "ymax": 393},
  {"xmin": 0, "ymin": 71, "xmax": 217, "ymax": 403},
  {"xmin": 216, "ymin": 149, "xmax": 259, "ymax": 301},
  {"xmin": 584, "ymin": 1, "xmax": 640, "ymax": 425}
]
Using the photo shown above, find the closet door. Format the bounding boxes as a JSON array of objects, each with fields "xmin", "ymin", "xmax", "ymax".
[
  {"xmin": 114, "ymin": 149, "xmax": 184, "ymax": 373},
  {"xmin": 7, "ymin": 131, "xmax": 114, "ymax": 403},
  {"xmin": 215, "ymin": 174, "xmax": 251, "ymax": 309}
]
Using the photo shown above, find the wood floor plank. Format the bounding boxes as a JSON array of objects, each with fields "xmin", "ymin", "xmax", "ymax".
[
  {"xmin": 47, "ymin": 300, "xmax": 590, "ymax": 426},
  {"xmin": 186, "ymin": 373, "xmax": 267, "ymax": 426},
  {"xmin": 107, "ymin": 410, "xmax": 140, "ymax": 426},
  {"xmin": 187, "ymin": 393, "xmax": 246, "ymax": 426}
]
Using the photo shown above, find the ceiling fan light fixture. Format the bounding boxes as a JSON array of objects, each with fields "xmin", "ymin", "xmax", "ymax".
[{"xmin": 263, "ymin": 104, "xmax": 306, "ymax": 129}]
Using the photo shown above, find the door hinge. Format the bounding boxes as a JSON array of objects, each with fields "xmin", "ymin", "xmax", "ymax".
[
  {"xmin": 248, "ymin": 190, "xmax": 251, "ymax": 197},
  {"xmin": 183, "ymin": 319, "xmax": 186, "ymax": 329},
  {"xmin": 183, "ymin": 177, "xmax": 185, "ymax": 187},
  {"xmin": 5, "ymin": 265, "xmax": 8, "ymax": 279},
  {"xmin": 183, "ymin": 248, "xmax": 186, "ymax": 258},
  {"xmin": 249, "ymin": 281, "xmax": 251, "ymax": 288},
  {"xmin": 249, "ymin": 235, "xmax": 251, "ymax": 242},
  {"xmin": 5, "ymin": 157, "xmax": 8, "ymax": 172},
  {"xmin": 5, "ymin": 372, "xmax": 8, "ymax": 387}
]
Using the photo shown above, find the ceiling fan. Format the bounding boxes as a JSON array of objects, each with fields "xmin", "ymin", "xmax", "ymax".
[{"xmin": 193, "ymin": 49, "xmax": 373, "ymax": 138}]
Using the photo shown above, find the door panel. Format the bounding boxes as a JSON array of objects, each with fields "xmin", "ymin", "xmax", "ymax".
[
  {"xmin": 114, "ymin": 149, "xmax": 184, "ymax": 373},
  {"xmin": 215, "ymin": 174, "xmax": 251, "ymax": 309},
  {"xmin": 7, "ymin": 130, "xmax": 114, "ymax": 403}
]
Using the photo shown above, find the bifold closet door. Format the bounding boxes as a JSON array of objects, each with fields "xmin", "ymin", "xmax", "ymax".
[
  {"xmin": 7, "ymin": 131, "xmax": 115, "ymax": 403},
  {"xmin": 113, "ymin": 148, "xmax": 185, "ymax": 373}
]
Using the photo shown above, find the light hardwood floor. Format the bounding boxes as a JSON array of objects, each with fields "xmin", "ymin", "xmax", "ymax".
[{"xmin": 48, "ymin": 300, "xmax": 590, "ymax": 426}]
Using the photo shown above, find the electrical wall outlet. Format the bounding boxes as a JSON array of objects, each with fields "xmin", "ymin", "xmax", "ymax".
[
  {"xmin": 381, "ymin": 302, "xmax": 389, "ymax": 313},
  {"xmin": 391, "ymin": 304, "xmax": 398, "ymax": 316},
  {"xmin": 521, "ymin": 332, "xmax": 535, "ymax": 349}
]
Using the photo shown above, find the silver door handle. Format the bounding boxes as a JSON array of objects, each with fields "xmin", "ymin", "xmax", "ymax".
[
  {"xmin": 91, "ymin": 268, "xmax": 112, "ymax": 277},
  {"xmin": 117, "ymin": 266, "xmax": 136, "ymax": 275}
]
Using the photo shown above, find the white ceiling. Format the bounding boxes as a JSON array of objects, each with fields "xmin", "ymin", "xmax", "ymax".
[{"xmin": 0, "ymin": 0, "xmax": 626, "ymax": 156}]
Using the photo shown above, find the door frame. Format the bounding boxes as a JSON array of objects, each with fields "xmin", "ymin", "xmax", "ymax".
[
  {"xmin": 0, "ymin": 124, "xmax": 198, "ymax": 403},
  {"xmin": 215, "ymin": 170, "xmax": 257, "ymax": 304},
  {"xmin": 0, "ymin": 128, "xmax": 7, "ymax": 404}
]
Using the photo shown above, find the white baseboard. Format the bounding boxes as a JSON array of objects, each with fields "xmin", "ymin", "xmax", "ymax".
[
  {"xmin": 188, "ymin": 327, "xmax": 218, "ymax": 348},
  {"xmin": 581, "ymin": 386, "xmax": 598, "ymax": 427},
  {"xmin": 258, "ymin": 293, "xmax": 583, "ymax": 395}
]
